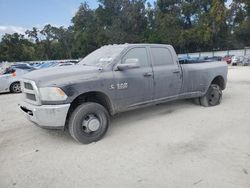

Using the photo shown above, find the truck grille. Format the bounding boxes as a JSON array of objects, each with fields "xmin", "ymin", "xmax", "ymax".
[
  {"xmin": 26, "ymin": 93, "xmax": 36, "ymax": 101},
  {"xmin": 21, "ymin": 79, "xmax": 41, "ymax": 105}
]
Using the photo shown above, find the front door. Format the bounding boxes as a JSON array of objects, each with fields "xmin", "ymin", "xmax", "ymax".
[{"xmin": 113, "ymin": 47, "xmax": 154, "ymax": 110}]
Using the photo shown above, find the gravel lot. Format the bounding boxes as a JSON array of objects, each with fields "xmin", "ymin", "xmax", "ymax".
[{"xmin": 0, "ymin": 66, "xmax": 250, "ymax": 188}]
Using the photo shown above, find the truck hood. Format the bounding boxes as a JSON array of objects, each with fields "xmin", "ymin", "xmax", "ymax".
[{"xmin": 22, "ymin": 65, "xmax": 101, "ymax": 87}]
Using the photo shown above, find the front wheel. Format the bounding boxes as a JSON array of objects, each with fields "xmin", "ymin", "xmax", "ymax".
[
  {"xmin": 199, "ymin": 84, "xmax": 222, "ymax": 107},
  {"xmin": 68, "ymin": 102, "xmax": 110, "ymax": 144},
  {"xmin": 10, "ymin": 82, "xmax": 21, "ymax": 93}
]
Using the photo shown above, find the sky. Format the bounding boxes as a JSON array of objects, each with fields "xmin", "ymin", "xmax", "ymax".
[
  {"xmin": 0, "ymin": 0, "xmax": 231, "ymax": 36},
  {"xmin": 0, "ymin": 0, "xmax": 100, "ymax": 36}
]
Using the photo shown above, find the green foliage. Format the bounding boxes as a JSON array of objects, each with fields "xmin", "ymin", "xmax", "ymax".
[
  {"xmin": 0, "ymin": 0, "xmax": 250, "ymax": 62},
  {"xmin": 233, "ymin": 0, "xmax": 250, "ymax": 47},
  {"xmin": 0, "ymin": 33, "xmax": 36, "ymax": 61}
]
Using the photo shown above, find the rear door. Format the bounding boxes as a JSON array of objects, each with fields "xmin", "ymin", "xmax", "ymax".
[
  {"xmin": 113, "ymin": 47, "xmax": 154, "ymax": 109},
  {"xmin": 150, "ymin": 47, "xmax": 182, "ymax": 100}
]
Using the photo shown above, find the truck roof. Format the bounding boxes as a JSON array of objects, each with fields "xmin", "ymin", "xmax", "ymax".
[{"xmin": 102, "ymin": 43, "xmax": 172, "ymax": 48}]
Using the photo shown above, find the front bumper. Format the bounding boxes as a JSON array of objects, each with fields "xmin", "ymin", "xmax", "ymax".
[{"xmin": 19, "ymin": 102, "xmax": 70, "ymax": 129}]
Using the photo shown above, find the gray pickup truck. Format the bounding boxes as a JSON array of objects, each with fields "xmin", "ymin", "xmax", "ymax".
[{"xmin": 20, "ymin": 44, "xmax": 228, "ymax": 144}]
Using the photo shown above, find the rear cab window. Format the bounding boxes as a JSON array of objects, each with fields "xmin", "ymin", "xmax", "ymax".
[{"xmin": 150, "ymin": 47, "xmax": 175, "ymax": 66}]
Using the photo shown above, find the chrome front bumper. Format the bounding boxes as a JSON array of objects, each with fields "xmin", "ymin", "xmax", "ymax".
[{"xmin": 20, "ymin": 102, "xmax": 70, "ymax": 129}]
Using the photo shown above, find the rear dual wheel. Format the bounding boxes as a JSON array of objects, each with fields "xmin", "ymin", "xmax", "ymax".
[{"xmin": 195, "ymin": 84, "xmax": 222, "ymax": 107}]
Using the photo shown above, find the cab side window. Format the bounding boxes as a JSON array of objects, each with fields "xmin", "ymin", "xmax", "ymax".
[
  {"xmin": 151, "ymin": 47, "xmax": 174, "ymax": 66},
  {"xmin": 122, "ymin": 47, "xmax": 149, "ymax": 67}
]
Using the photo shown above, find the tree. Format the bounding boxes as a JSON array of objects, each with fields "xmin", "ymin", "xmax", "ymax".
[
  {"xmin": 233, "ymin": 0, "xmax": 250, "ymax": 46},
  {"xmin": 0, "ymin": 33, "xmax": 36, "ymax": 62},
  {"xmin": 25, "ymin": 27, "xmax": 40, "ymax": 43},
  {"xmin": 71, "ymin": 3, "xmax": 99, "ymax": 57},
  {"xmin": 1, "ymin": 0, "xmax": 250, "ymax": 62}
]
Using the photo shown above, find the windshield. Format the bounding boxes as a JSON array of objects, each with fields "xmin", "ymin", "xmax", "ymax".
[{"xmin": 79, "ymin": 46, "xmax": 125, "ymax": 66}]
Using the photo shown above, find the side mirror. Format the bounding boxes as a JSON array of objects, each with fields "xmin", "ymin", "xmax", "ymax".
[{"xmin": 116, "ymin": 59, "xmax": 140, "ymax": 71}]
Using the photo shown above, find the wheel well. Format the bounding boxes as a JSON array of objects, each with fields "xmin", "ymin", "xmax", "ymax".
[
  {"xmin": 211, "ymin": 76, "xmax": 225, "ymax": 90},
  {"xmin": 65, "ymin": 92, "xmax": 113, "ymax": 127}
]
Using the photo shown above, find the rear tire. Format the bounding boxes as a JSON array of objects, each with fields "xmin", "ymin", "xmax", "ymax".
[
  {"xmin": 68, "ymin": 102, "xmax": 110, "ymax": 144},
  {"xmin": 10, "ymin": 82, "xmax": 21, "ymax": 93},
  {"xmin": 200, "ymin": 84, "xmax": 222, "ymax": 107}
]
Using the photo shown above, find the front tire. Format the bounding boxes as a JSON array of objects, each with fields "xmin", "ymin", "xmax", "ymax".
[
  {"xmin": 10, "ymin": 82, "xmax": 21, "ymax": 93},
  {"xmin": 68, "ymin": 102, "xmax": 110, "ymax": 144},
  {"xmin": 200, "ymin": 84, "xmax": 222, "ymax": 107}
]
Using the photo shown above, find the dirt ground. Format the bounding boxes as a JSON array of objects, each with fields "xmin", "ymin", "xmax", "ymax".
[{"xmin": 0, "ymin": 66, "xmax": 250, "ymax": 188}]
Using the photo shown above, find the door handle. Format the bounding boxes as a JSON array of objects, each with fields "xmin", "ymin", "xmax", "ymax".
[
  {"xmin": 173, "ymin": 70, "xmax": 180, "ymax": 74},
  {"xmin": 143, "ymin": 72, "xmax": 153, "ymax": 77}
]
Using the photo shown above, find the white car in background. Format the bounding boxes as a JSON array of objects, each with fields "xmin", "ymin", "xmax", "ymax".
[
  {"xmin": 231, "ymin": 56, "xmax": 245, "ymax": 66},
  {"xmin": 0, "ymin": 68, "xmax": 30, "ymax": 93}
]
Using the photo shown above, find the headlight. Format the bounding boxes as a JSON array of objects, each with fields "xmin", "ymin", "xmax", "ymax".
[{"xmin": 39, "ymin": 87, "xmax": 68, "ymax": 101}]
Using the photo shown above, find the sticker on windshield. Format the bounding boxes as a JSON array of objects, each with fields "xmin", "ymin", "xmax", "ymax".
[{"xmin": 99, "ymin": 58, "xmax": 113, "ymax": 62}]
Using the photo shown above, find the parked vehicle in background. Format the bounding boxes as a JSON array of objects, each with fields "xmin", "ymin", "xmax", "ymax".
[
  {"xmin": 0, "ymin": 62, "xmax": 9, "ymax": 74},
  {"xmin": 67, "ymin": 60, "xmax": 79, "ymax": 64},
  {"xmin": 30, "ymin": 62, "xmax": 43, "ymax": 68},
  {"xmin": 223, "ymin": 55, "xmax": 233, "ymax": 64},
  {"xmin": 243, "ymin": 55, "xmax": 250, "ymax": 66},
  {"xmin": 178, "ymin": 56, "xmax": 222, "ymax": 64},
  {"xmin": 0, "ymin": 68, "xmax": 30, "ymax": 93},
  {"xmin": 11, "ymin": 63, "xmax": 36, "ymax": 71},
  {"xmin": 206, "ymin": 56, "xmax": 223, "ymax": 61},
  {"xmin": 37, "ymin": 62, "xmax": 59, "ymax": 69},
  {"xmin": 37, "ymin": 61, "xmax": 77, "ymax": 69},
  {"xmin": 57, "ymin": 63, "xmax": 75, "ymax": 67},
  {"xmin": 20, "ymin": 44, "xmax": 228, "ymax": 144},
  {"xmin": 178, "ymin": 57, "xmax": 199, "ymax": 64},
  {"xmin": 232, "ymin": 56, "xmax": 244, "ymax": 66}
]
